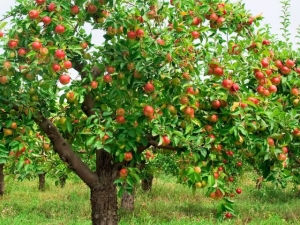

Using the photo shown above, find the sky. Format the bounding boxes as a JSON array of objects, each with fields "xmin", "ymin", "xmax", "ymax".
[{"xmin": 0, "ymin": 0, "xmax": 299, "ymax": 45}]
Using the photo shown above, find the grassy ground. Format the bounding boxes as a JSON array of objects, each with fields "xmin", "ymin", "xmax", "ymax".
[{"xmin": 0, "ymin": 173, "xmax": 300, "ymax": 225}]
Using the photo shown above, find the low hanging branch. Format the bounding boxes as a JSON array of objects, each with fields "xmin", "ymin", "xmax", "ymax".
[{"xmin": 34, "ymin": 113, "xmax": 99, "ymax": 188}]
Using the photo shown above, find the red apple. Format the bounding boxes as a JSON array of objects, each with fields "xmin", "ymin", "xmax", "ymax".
[
  {"xmin": 156, "ymin": 39, "xmax": 165, "ymax": 46},
  {"xmin": 225, "ymin": 212, "xmax": 232, "ymax": 219},
  {"xmin": 184, "ymin": 107, "xmax": 194, "ymax": 118},
  {"xmin": 267, "ymin": 137, "xmax": 274, "ymax": 146},
  {"xmin": 143, "ymin": 106, "xmax": 154, "ymax": 117},
  {"xmin": 55, "ymin": 25, "xmax": 65, "ymax": 34},
  {"xmin": 59, "ymin": 74, "xmax": 71, "ymax": 85},
  {"xmin": 8, "ymin": 40, "xmax": 18, "ymax": 49},
  {"xmin": 262, "ymin": 39, "xmax": 270, "ymax": 45},
  {"xmin": 180, "ymin": 96, "xmax": 189, "ymax": 105},
  {"xmin": 268, "ymin": 85, "xmax": 277, "ymax": 93},
  {"xmin": 124, "ymin": 152, "xmax": 133, "ymax": 161},
  {"xmin": 81, "ymin": 42, "xmax": 88, "ymax": 49},
  {"xmin": 280, "ymin": 66, "xmax": 291, "ymax": 75},
  {"xmin": 144, "ymin": 83, "xmax": 155, "ymax": 93},
  {"xmin": 55, "ymin": 49, "xmax": 66, "ymax": 60},
  {"xmin": 52, "ymin": 63, "xmax": 61, "ymax": 72},
  {"xmin": 211, "ymin": 100, "xmax": 221, "ymax": 109},
  {"xmin": 205, "ymin": 125, "xmax": 213, "ymax": 133},
  {"xmin": 222, "ymin": 79, "xmax": 233, "ymax": 89},
  {"xmin": 236, "ymin": 161, "xmax": 242, "ymax": 167},
  {"xmin": 191, "ymin": 31, "xmax": 200, "ymax": 39},
  {"xmin": 119, "ymin": 168, "xmax": 128, "ymax": 178},
  {"xmin": 214, "ymin": 172, "xmax": 219, "ymax": 179},
  {"xmin": 261, "ymin": 58, "xmax": 269, "ymax": 68},
  {"xmin": 135, "ymin": 29, "xmax": 144, "ymax": 38},
  {"xmin": 213, "ymin": 67, "xmax": 223, "ymax": 76},
  {"xmin": 32, "ymin": 41, "xmax": 42, "ymax": 51},
  {"xmin": 48, "ymin": 2, "xmax": 56, "ymax": 12},
  {"xmin": 161, "ymin": 135, "xmax": 171, "ymax": 146},
  {"xmin": 291, "ymin": 87, "xmax": 299, "ymax": 96},
  {"xmin": 90, "ymin": 81, "xmax": 98, "ymax": 89},
  {"xmin": 42, "ymin": 16, "xmax": 51, "ymax": 25},
  {"xmin": 255, "ymin": 71, "xmax": 264, "ymax": 80},
  {"xmin": 209, "ymin": 114, "xmax": 218, "ymax": 123},
  {"xmin": 209, "ymin": 13, "xmax": 218, "ymax": 22},
  {"xmin": 191, "ymin": 17, "xmax": 202, "ymax": 26},
  {"xmin": 71, "ymin": 5, "xmax": 80, "ymax": 15},
  {"xmin": 103, "ymin": 74, "xmax": 112, "ymax": 83},
  {"xmin": 274, "ymin": 60, "xmax": 283, "ymax": 68},
  {"xmin": 216, "ymin": 17, "xmax": 225, "ymax": 27},
  {"xmin": 107, "ymin": 66, "xmax": 115, "ymax": 74},
  {"xmin": 18, "ymin": 48, "xmax": 27, "ymax": 57},
  {"xmin": 63, "ymin": 60, "xmax": 72, "ymax": 69},
  {"xmin": 127, "ymin": 30, "xmax": 136, "ymax": 40},
  {"xmin": 271, "ymin": 76, "xmax": 281, "ymax": 85},
  {"xmin": 285, "ymin": 59, "xmax": 295, "ymax": 68},
  {"xmin": 282, "ymin": 147, "xmax": 288, "ymax": 154},
  {"xmin": 116, "ymin": 115, "xmax": 126, "ymax": 124},
  {"xmin": 36, "ymin": 0, "xmax": 45, "ymax": 5},
  {"xmin": 230, "ymin": 83, "xmax": 239, "ymax": 92},
  {"xmin": 28, "ymin": 10, "xmax": 39, "ymax": 19},
  {"xmin": 278, "ymin": 153, "xmax": 287, "ymax": 161},
  {"xmin": 186, "ymin": 87, "xmax": 195, "ymax": 95},
  {"xmin": 87, "ymin": 4, "xmax": 98, "ymax": 14}
]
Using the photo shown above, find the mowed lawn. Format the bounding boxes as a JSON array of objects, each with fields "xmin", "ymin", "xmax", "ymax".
[{"xmin": 0, "ymin": 173, "xmax": 299, "ymax": 225}]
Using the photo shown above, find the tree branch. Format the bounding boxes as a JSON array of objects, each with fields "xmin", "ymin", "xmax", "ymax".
[
  {"xmin": 74, "ymin": 63, "xmax": 101, "ymax": 117},
  {"xmin": 34, "ymin": 113, "xmax": 99, "ymax": 188},
  {"xmin": 288, "ymin": 149, "xmax": 300, "ymax": 165}
]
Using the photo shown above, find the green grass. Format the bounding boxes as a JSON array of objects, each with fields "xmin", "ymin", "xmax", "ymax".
[{"xmin": 0, "ymin": 173, "xmax": 300, "ymax": 224}]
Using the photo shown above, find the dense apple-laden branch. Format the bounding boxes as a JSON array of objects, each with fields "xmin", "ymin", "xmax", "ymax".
[{"xmin": 2, "ymin": 98, "xmax": 101, "ymax": 188}]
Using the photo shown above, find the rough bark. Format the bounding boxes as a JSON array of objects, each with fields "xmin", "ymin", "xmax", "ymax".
[
  {"xmin": 38, "ymin": 173, "xmax": 46, "ymax": 191},
  {"xmin": 59, "ymin": 175, "xmax": 68, "ymax": 188},
  {"xmin": 141, "ymin": 175, "xmax": 154, "ymax": 191},
  {"xmin": 91, "ymin": 149, "xmax": 118, "ymax": 225},
  {"xmin": 121, "ymin": 186, "xmax": 135, "ymax": 212},
  {"xmin": 0, "ymin": 164, "xmax": 4, "ymax": 195},
  {"xmin": 139, "ymin": 160, "xmax": 153, "ymax": 191}
]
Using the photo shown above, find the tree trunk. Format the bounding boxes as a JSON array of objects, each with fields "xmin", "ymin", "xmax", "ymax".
[
  {"xmin": 90, "ymin": 149, "xmax": 118, "ymax": 225},
  {"xmin": 0, "ymin": 164, "xmax": 4, "ymax": 195},
  {"xmin": 141, "ymin": 174, "xmax": 153, "ymax": 191},
  {"xmin": 121, "ymin": 189, "xmax": 135, "ymax": 212},
  {"xmin": 38, "ymin": 173, "xmax": 46, "ymax": 191},
  {"xmin": 59, "ymin": 175, "xmax": 68, "ymax": 188}
]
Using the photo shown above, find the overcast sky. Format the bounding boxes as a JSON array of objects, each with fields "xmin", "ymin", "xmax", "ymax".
[{"xmin": 0, "ymin": 0, "xmax": 299, "ymax": 45}]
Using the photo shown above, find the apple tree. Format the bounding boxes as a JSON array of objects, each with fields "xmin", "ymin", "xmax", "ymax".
[{"xmin": 0, "ymin": 0, "xmax": 300, "ymax": 224}]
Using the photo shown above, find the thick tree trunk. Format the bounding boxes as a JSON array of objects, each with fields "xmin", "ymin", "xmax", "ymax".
[
  {"xmin": 139, "ymin": 160, "xmax": 153, "ymax": 191},
  {"xmin": 141, "ymin": 175, "xmax": 153, "ymax": 191},
  {"xmin": 91, "ymin": 150, "xmax": 118, "ymax": 225},
  {"xmin": 0, "ymin": 164, "xmax": 4, "ymax": 195},
  {"xmin": 38, "ymin": 173, "xmax": 46, "ymax": 191},
  {"xmin": 121, "ymin": 189, "xmax": 135, "ymax": 212},
  {"xmin": 59, "ymin": 175, "xmax": 68, "ymax": 188}
]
